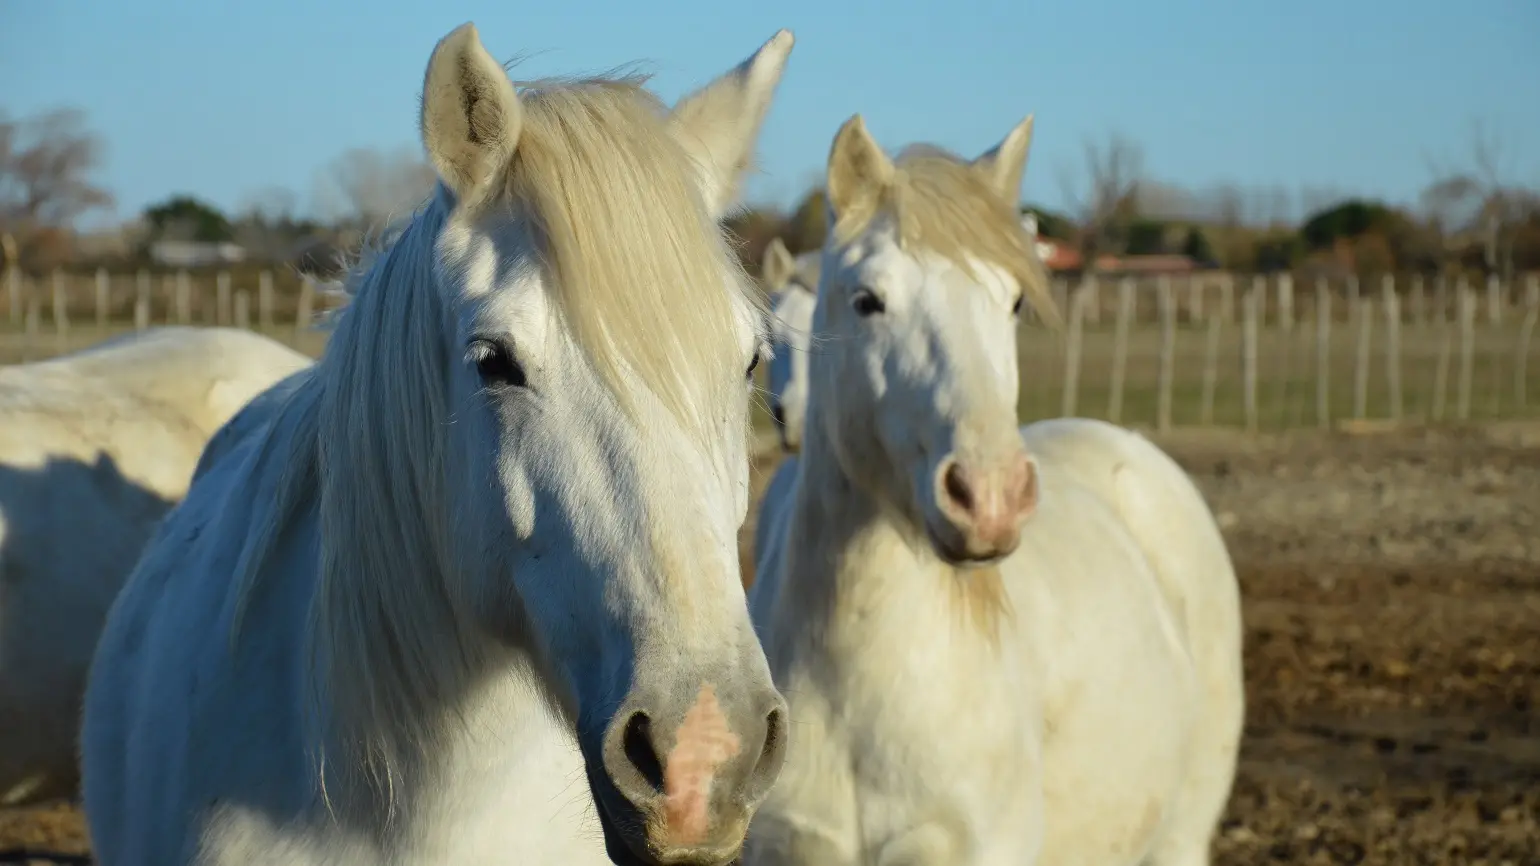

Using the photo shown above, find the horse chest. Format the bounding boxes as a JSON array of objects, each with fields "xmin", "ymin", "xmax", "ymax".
[
  {"xmin": 381, "ymin": 689, "xmax": 613, "ymax": 864},
  {"xmin": 817, "ymin": 592, "xmax": 1043, "ymax": 861}
]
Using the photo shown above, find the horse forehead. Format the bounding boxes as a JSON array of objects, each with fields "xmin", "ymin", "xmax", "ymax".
[{"xmin": 915, "ymin": 252, "xmax": 1017, "ymax": 310}]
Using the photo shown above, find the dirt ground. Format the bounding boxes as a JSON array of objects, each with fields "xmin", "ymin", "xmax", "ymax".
[{"xmin": 4, "ymin": 423, "xmax": 1537, "ymax": 865}]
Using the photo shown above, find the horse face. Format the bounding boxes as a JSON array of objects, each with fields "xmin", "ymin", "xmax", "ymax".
[
  {"xmin": 422, "ymin": 23, "xmax": 793, "ymax": 864},
  {"xmin": 814, "ymin": 230, "xmax": 1036, "ymax": 565},
  {"xmin": 765, "ymin": 286, "xmax": 815, "ymax": 453}
]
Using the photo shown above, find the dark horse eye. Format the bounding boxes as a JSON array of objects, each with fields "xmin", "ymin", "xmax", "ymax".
[
  {"xmin": 746, "ymin": 351, "xmax": 762, "ymax": 378},
  {"xmin": 1012, "ymin": 295, "xmax": 1024, "ymax": 316},
  {"xmin": 468, "ymin": 339, "xmax": 527, "ymax": 388},
  {"xmin": 852, "ymin": 287, "xmax": 885, "ymax": 317}
]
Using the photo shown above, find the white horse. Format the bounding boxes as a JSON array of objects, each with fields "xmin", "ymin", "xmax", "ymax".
[
  {"xmin": 0, "ymin": 326, "xmax": 312, "ymax": 806},
  {"xmin": 752, "ymin": 238, "xmax": 818, "ymax": 571},
  {"xmin": 81, "ymin": 23, "xmax": 795, "ymax": 866},
  {"xmin": 744, "ymin": 115, "xmax": 1245, "ymax": 865},
  {"xmin": 759, "ymin": 236, "xmax": 819, "ymax": 455}
]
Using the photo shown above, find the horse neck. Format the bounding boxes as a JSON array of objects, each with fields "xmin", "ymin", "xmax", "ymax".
[{"xmin": 777, "ymin": 404, "xmax": 966, "ymax": 624}]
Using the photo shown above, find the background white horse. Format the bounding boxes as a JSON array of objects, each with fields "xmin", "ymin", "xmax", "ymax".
[
  {"xmin": 0, "ymin": 326, "xmax": 312, "ymax": 807},
  {"xmin": 745, "ymin": 115, "xmax": 1244, "ymax": 865},
  {"xmin": 753, "ymin": 237, "xmax": 818, "ymax": 571},
  {"xmin": 759, "ymin": 236, "xmax": 819, "ymax": 455},
  {"xmin": 81, "ymin": 23, "xmax": 795, "ymax": 866}
]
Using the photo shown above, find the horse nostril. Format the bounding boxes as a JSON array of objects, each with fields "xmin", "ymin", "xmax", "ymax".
[
  {"xmin": 759, "ymin": 707, "xmax": 785, "ymax": 770},
  {"xmin": 943, "ymin": 461, "xmax": 975, "ymax": 514},
  {"xmin": 621, "ymin": 710, "xmax": 664, "ymax": 794}
]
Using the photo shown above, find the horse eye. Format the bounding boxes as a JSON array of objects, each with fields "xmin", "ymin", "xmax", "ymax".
[
  {"xmin": 1012, "ymin": 295, "xmax": 1024, "ymax": 316},
  {"xmin": 746, "ymin": 351, "xmax": 762, "ymax": 378},
  {"xmin": 468, "ymin": 339, "xmax": 527, "ymax": 388},
  {"xmin": 851, "ymin": 287, "xmax": 886, "ymax": 317}
]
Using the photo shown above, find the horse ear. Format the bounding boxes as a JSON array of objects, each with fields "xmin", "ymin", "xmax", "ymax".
[
  {"xmin": 971, "ymin": 115, "xmax": 1034, "ymax": 204},
  {"xmin": 420, "ymin": 23, "xmax": 522, "ymax": 201},
  {"xmin": 826, "ymin": 114, "xmax": 894, "ymax": 225},
  {"xmin": 761, "ymin": 237, "xmax": 796, "ymax": 287},
  {"xmin": 669, "ymin": 30, "xmax": 795, "ymax": 219}
]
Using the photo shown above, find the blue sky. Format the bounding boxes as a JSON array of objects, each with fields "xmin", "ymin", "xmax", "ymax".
[{"xmin": 4, "ymin": 0, "xmax": 1537, "ymax": 227}]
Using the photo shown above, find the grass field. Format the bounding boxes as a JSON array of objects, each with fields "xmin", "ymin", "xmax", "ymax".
[{"xmin": 6, "ymin": 316, "xmax": 1538, "ymax": 434}]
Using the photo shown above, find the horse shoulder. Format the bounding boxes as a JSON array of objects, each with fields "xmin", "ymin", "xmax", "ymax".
[
  {"xmin": 1019, "ymin": 418, "xmax": 1241, "ymax": 660},
  {"xmin": 84, "ymin": 450, "xmax": 311, "ymax": 861}
]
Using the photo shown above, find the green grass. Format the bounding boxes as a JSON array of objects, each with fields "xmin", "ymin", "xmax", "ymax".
[{"xmin": 7, "ymin": 317, "xmax": 1539, "ymax": 433}]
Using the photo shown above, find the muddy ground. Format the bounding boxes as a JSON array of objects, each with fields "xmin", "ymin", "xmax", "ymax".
[{"xmin": 4, "ymin": 423, "xmax": 1537, "ymax": 865}]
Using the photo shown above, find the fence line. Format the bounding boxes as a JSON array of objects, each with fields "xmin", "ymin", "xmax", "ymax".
[{"xmin": 5, "ymin": 268, "xmax": 1540, "ymax": 431}]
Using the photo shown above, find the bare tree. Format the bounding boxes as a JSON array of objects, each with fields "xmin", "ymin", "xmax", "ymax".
[
  {"xmin": 313, "ymin": 146, "xmax": 437, "ymax": 233},
  {"xmin": 1134, "ymin": 180, "xmax": 1202, "ymax": 222},
  {"xmin": 1424, "ymin": 119, "xmax": 1539, "ymax": 280},
  {"xmin": 1057, "ymin": 132, "xmax": 1144, "ymax": 269},
  {"xmin": 0, "ymin": 107, "xmax": 114, "ymax": 267}
]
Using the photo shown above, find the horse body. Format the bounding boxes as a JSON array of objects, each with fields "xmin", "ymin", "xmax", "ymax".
[
  {"xmin": 746, "ymin": 115, "xmax": 1241, "ymax": 865},
  {"xmin": 0, "ymin": 326, "xmax": 311, "ymax": 806},
  {"xmin": 83, "ymin": 23, "xmax": 795, "ymax": 866}
]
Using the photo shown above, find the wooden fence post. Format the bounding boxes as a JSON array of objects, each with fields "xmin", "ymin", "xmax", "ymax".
[
  {"xmin": 1515, "ymin": 276, "xmax": 1538, "ymax": 410},
  {"xmin": 1108, "ymin": 278, "xmax": 1135, "ymax": 424},
  {"xmin": 259, "ymin": 270, "xmax": 275, "ymax": 329},
  {"xmin": 51, "ymin": 270, "xmax": 70, "ymax": 339},
  {"xmin": 1200, "ymin": 313, "xmax": 1221, "ymax": 427},
  {"xmin": 1271, "ymin": 273, "xmax": 1296, "ymax": 425},
  {"xmin": 1486, "ymin": 274, "xmax": 1503, "ymax": 325},
  {"xmin": 1457, "ymin": 287, "xmax": 1475, "ymax": 421},
  {"xmin": 1061, "ymin": 284, "xmax": 1086, "ymax": 418},
  {"xmin": 1242, "ymin": 282, "xmax": 1259, "ymax": 432},
  {"xmin": 1315, "ymin": 278, "xmax": 1331, "ymax": 428},
  {"xmin": 135, "ymin": 270, "xmax": 151, "ymax": 331},
  {"xmin": 24, "ymin": 291, "xmax": 42, "ymax": 362},
  {"xmin": 3, "ymin": 231, "xmax": 19, "ymax": 325},
  {"xmin": 216, "ymin": 271, "xmax": 232, "ymax": 326},
  {"xmin": 235, "ymin": 289, "xmax": 252, "ymax": 330},
  {"xmin": 95, "ymin": 268, "xmax": 111, "ymax": 327},
  {"xmin": 175, "ymin": 270, "xmax": 192, "ymax": 324},
  {"xmin": 1084, "ymin": 275, "xmax": 1102, "ymax": 327},
  {"xmin": 1383, "ymin": 276, "xmax": 1402, "ymax": 421},
  {"xmin": 1352, "ymin": 293, "xmax": 1372, "ymax": 420},
  {"xmin": 1157, "ymin": 276, "xmax": 1176, "ymax": 431}
]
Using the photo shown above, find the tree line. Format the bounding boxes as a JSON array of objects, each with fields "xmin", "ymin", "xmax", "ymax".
[{"xmin": 4, "ymin": 106, "xmax": 1538, "ymax": 285}]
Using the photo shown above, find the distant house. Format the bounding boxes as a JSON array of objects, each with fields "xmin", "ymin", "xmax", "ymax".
[{"xmin": 149, "ymin": 240, "xmax": 247, "ymax": 268}]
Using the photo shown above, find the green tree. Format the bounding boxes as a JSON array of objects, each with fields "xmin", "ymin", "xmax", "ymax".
[
  {"xmin": 1298, "ymin": 199, "xmax": 1396, "ymax": 250},
  {"xmin": 1124, "ymin": 219, "xmax": 1167, "ymax": 255},
  {"xmin": 143, "ymin": 195, "xmax": 232, "ymax": 243},
  {"xmin": 1181, "ymin": 227, "xmax": 1215, "ymax": 264}
]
